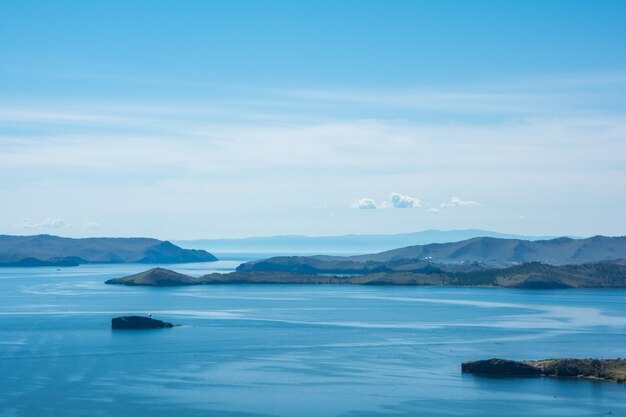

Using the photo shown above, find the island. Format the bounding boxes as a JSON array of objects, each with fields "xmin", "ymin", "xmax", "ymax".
[
  {"xmin": 0, "ymin": 234, "xmax": 218, "ymax": 267},
  {"xmin": 111, "ymin": 316, "xmax": 174, "ymax": 329},
  {"xmin": 462, "ymin": 358, "xmax": 626, "ymax": 384},
  {"xmin": 105, "ymin": 261, "xmax": 626, "ymax": 288}
]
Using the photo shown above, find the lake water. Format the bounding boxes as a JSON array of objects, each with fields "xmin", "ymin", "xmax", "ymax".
[{"xmin": 1, "ymin": 259, "xmax": 625, "ymax": 417}]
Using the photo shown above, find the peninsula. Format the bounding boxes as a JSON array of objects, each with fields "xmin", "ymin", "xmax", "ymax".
[
  {"xmin": 105, "ymin": 261, "xmax": 626, "ymax": 288},
  {"xmin": 462, "ymin": 358, "xmax": 626, "ymax": 384}
]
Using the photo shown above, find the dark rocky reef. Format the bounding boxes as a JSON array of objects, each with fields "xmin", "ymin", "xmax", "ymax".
[
  {"xmin": 462, "ymin": 358, "xmax": 626, "ymax": 384},
  {"xmin": 111, "ymin": 316, "xmax": 174, "ymax": 329}
]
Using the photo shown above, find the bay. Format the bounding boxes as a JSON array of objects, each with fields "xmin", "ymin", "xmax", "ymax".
[{"xmin": 1, "ymin": 259, "xmax": 625, "ymax": 417}]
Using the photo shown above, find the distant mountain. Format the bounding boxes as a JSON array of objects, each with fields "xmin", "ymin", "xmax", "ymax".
[
  {"xmin": 0, "ymin": 234, "xmax": 218, "ymax": 267},
  {"xmin": 237, "ymin": 235, "xmax": 626, "ymax": 273},
  {"xmin": 348, "ymin": 235, "xmax": 626, "ymax": 265},
  {"xmin": 174, "ymin": 229, "xmax": 558, "ymax": 255}
]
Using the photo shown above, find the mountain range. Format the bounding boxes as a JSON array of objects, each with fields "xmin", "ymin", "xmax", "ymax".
[
  {"xmin": 237, "ymin": 235, "xmax": 626, "ymax": 274},
  {"xmin": 0, "ymin": 234, "xmax": 217, "ymax": 267},
  {"xmin": 174, "ymin": 229, "xmax": 559, "ymax": 256}
]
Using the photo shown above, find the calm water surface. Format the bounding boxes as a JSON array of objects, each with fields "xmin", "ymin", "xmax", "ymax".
[{"xmin": 1, "ymin": 260, "xmax": 625, "ymax": 417}]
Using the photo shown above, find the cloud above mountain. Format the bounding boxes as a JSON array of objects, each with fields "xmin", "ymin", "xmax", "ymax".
[
  {"xmin": 353, "ymin": 193, "xmax": 421, "ymax": 209},
  {"xmin": 387, "ymin": 193, "xmax": 421, "ymax": 208},
  {"xmin": 441, "ymin": 197, "xmax": 479, "ymax": 208},
  {"xmin": 16, "ymin": 218, "xmax": 67, "ymax": 228},
  {"xmin": 351, "ymin": 198, "xmax": 377, "ymax": 209}
]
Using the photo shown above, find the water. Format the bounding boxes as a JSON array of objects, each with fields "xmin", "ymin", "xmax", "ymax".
[{"xmin": 1, "ymin": 260, "xmax": 625, "ymax": 417}]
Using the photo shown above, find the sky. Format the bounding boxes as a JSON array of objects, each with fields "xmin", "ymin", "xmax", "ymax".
[{"xmin": 1, "ymin": 0, "xmax": 625, "ymax": 239}]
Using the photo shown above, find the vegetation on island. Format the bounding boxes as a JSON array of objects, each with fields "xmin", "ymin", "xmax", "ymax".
[{"xmin": 462, "ymin": 358, "xmax": 626, "ymax": 384}]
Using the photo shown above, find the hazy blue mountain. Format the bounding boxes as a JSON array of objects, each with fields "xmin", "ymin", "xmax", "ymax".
[
  {"xmin": 237, "ymin": 235, "xmax": 626, "ymax": 273},
  {"xmin": 0, "ymin": 234, "xmax": 217, "ymax": 266},
  {"xmin": 175, "ymin": 229, "xmax": 558, "ymax": 255},
  {"xmin": 347, "ymin": 235, "xmax": 626, "ymax": 265}
]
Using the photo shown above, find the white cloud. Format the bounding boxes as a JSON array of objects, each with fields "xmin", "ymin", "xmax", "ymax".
[
  {"xmin": 351, "ymin": 198, "xmax": 377, "ymax": 209},
  {"xmin": 427, "ymin": 208, "xmax": 441, "ymax": 213},
  {"xmin": 83, "ymin": 222, "xmax": 101, "ymax": 230},
  {"xmin": 16, "ymin": 218, "xmax": 67, "ymax": 228},
  {"xmin": 41, "ymin": 218, "xmax": 66, "ymax": 228},
  {"xmin": 387, "ymin": 193, "xmax": 420, "ymax": 208},
  {"xmin": 352, "ymin": 193, "xmax": 421, "ymax": 209},
  {"xmin": 441, "ymin": 197, "xmax": 479, "ymax": 208},
  {"xmin": 15, "ymin": 219, "xmax": 38, "ymax": 228},
  {"xmin": 1, "ymin": 81, "xmax": 625, "ymax": 237}
]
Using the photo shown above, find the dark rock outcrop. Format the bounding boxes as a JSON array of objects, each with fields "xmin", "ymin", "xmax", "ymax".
[
  {"xmin": 111, "ymin": 316, "xmax": 174, "ymax": 329},
  {"xmin": 461, "ymin": 358, "xmax": 542, "ymax": 376}
]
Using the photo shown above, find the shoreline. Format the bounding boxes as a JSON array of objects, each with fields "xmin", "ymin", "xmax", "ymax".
[{"xmin": 104, "ymin": 267, "xmax": 626, "ymax": 289}]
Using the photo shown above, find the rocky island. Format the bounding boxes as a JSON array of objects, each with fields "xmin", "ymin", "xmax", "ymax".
[
  {"xmin": 462, "ymin": 358, "xmax": 626, "ymax": 384},
  {"xmin": 111, "ymin": 316, "xmax": 174, "ymax": 329}
]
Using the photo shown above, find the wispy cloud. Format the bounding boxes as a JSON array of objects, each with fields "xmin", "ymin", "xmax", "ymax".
[
  {"xmin": 284, "ymin": 88, "xmax": 542, "ymax": 114},
  {"xmin": 284, "ymin": 70, "xmax": 626, "ymax": 114},
  {"xmin": 351, "ymin": 198, "xmax": 377, "ymax": 209},
  {"xmin": 1, "ymin": 73, "xmax": 625, "ymax": 237},
  {"xmin": 16, "ymin": 218, "xmax": 67, "ymax": 229},
  {"xmin": 441, "ymin": 197, "xmax": 480, "ymax": 208}
]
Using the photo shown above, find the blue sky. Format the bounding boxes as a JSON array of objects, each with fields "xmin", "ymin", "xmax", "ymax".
[{"xmin": 1, "ymin": 1, "xmax": 625, "ymax": 239}]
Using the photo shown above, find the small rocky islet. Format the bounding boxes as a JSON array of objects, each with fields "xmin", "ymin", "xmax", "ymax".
[{"xmin": 111, "ymin": 316, "xmax": 174, "ymax": 330}]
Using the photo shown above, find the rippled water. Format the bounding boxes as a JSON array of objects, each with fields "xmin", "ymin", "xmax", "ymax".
[{"xmin": 1, "ymin": 260, "xmax": 625, "ymax": 417}]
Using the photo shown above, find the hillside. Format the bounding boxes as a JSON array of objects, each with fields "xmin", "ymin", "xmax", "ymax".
[
  {"xmin": 0, "ymin": 234, "xmax": 218, "ymax": 266},
  {"xmin": 237, "ymin": 235, "xmax": 626, "ymax": 273},
  {"xmin": 349, "ymin": 235, "xmax": 626, "ymax": 264},
  {"xmin": 108, "ymin": 268, "xmax": 207, "ymax": 286},
  {"xmin": 462, "ymin": 358, "xmax": 626, "ymax": 384}
]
